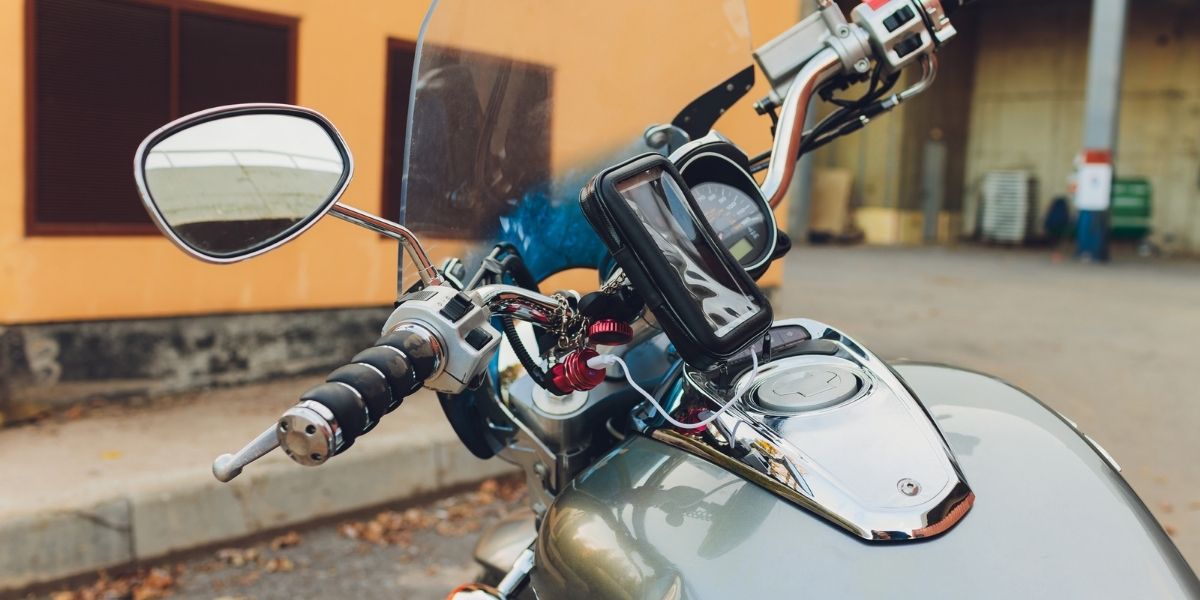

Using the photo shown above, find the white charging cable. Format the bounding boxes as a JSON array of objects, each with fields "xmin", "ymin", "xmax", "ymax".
[{"xmin": 587, "ymin": 349, "xmax": 759, "ymax": 430}]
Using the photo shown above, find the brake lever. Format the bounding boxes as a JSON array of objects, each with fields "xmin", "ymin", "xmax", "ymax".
[{"xmin": 212, "ymin": 424, "xmax": 280, "ymax": 482}]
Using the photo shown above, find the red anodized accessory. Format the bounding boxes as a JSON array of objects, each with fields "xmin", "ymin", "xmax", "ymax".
[
  {"xmin": 587, "ymin": 319, "xmax": 634, "ymax": 346},
  {"xmin": 547, "ymin": 348, "xmax": 606, "ymax": 396}
]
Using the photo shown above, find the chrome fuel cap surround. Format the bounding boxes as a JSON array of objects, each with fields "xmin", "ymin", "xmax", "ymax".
[
  {"xmin": 751, "ymin": 362, "xmax": 863, "ymax": 414},
  {"xmin": 668, "ymin": 319, "xmax": 975, "ymax": 542}
]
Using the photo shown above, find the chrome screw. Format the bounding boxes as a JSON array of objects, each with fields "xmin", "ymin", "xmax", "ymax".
[{"xmin": 898, "ymin": 478, "xmax": 921, "ymax": 496}]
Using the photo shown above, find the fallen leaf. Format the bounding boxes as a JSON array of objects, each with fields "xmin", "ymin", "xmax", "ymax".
[
  {"xmin": 216, "ymin": 547, "xmax": 259, "ymax": 567},
  {"xmin": 1161, "ymin": 502, "xmax": 1175, "ymax": 514},
  {"xmin": 264, "ymin": 557, "xmax": 294, "ymax": 573},
  {"xmin": 58, "ymin": 567, "xmax": 175, "ymax": 600},
  {"xmin": 1166, "ymin": 525, "xmax": 1178, "ymax": 537},
  {"xmin": 269, "ymin": 531, "xmax": 302, "ymax": 550},
  {"xmin": 100, "ymin": 450, "xmax": 124, "ymax": 461}
]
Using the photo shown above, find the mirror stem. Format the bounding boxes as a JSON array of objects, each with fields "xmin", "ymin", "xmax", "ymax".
[{"xmin": 330, "ymin": 202, "xmax": 444, "ymax": 287}]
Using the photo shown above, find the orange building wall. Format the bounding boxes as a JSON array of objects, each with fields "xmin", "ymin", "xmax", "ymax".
[{"xmin": 0, "ymin": 0, "xmax": 798, "ymax": 324}]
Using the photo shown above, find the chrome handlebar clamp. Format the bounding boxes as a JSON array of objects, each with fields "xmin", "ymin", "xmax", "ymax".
[
  {"xmin": 756, "ymin": 0, "xmax": 955, "ymax": 208},
  {"xmin": 382, "ymin": 285, "xmax": 502, "ymax": 395},
  {"xmin": 753, "ymin": 1, "xmax": 871, "ymax": 106}
]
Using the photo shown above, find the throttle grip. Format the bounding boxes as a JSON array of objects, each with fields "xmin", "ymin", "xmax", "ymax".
[
  {"xmin": 213, "ymin": 286, "xmax": 500, "ymax": 481},
  {"xmin": 277, "ymin": 324, "xmax": 439, "ymax": 466}
]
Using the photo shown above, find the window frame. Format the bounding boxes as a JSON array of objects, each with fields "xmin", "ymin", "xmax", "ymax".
[
  {"xmin": 380, "ymin": 37, "xmax": 418, "ymax": 227},
  {"xmin": 24, "ymin": 0, "xmax": 299, "ymax": 236}
]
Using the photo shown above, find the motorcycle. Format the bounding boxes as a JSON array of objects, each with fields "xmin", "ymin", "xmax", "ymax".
[{"xmin": 131, "ymin": 0, "xmax": 1200, "ymax": 598}]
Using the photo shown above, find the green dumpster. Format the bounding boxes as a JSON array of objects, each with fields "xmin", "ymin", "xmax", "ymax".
[{"xmin": 1110, "ymin": 178, "xmax": 1152, "ymax": 239}]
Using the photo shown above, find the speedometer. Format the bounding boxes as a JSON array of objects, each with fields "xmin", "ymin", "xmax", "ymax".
[
  {"xmin": 672, "ymin": 135, "xmax": 778, "ymax": 273},
  {"xmin": 691, "ymin": 182, "xmax": 769, "ymax": 265}
]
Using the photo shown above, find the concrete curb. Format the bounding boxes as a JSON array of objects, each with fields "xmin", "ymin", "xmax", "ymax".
[{"xmin": 2, "ymin": 427, "xmax": 516, "ymax": 591}]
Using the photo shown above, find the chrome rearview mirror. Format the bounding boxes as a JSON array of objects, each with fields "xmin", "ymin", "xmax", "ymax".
[
  {"xmin": 134, "ymin": 104, "xmax": 352, "ymax": 263},
  {"xmin": 135, "ymin": 103, "xmax": 443, "ymax": 287}
]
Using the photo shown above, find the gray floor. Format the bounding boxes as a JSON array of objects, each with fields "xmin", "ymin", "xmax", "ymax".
[
  {"xmin": 32, "ymin": 482, "xmax": 526, "ymax": 600},
  {"xmin": 777, "ymin": 245, "xmax": 1200, "ymax": 566}
]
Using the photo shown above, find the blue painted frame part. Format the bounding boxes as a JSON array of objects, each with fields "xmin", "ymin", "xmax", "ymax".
[{"xmin": 495, "ymin": 185, "xmax": 612, "ymax": 282}]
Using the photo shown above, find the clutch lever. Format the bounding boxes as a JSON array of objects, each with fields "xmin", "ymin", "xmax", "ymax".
[{"xmin": 213, "ymin": 425, "xmax": 280, "ymax": 482}]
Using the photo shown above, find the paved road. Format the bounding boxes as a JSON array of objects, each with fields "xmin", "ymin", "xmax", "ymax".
[
  {"xmin": 32, "ymin": 245, "xmax": 1200, "ymax": 598},
  {"xmin": 35, "ymin": 480, "xmax": 527, "ymax": 600}
]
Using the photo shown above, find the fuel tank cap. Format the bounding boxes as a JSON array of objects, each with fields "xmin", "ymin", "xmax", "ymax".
[{"xmin": 753, "ymin": 364, "xmax": 862, "ymax": 413}]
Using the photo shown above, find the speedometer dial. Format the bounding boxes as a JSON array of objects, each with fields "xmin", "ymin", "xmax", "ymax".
[
  {"xmin": 691, "ymin": 181, "xmax": 769, "ymax": 267},
  {"xmin": 673, "ymin": 137, "xmax": 779, "ymax": 274}
]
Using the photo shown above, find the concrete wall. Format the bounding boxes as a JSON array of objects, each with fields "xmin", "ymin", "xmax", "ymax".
[
  {"xmin": 0, "ymin": 307, "xmax": 392, "ymax": 422},
  {"xmin": 963, "ymin": 0, "xmax": 1200, "ymax": 250}
]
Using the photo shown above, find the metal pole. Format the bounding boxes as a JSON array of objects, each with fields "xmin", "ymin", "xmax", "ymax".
[
  {"xmin": 921, "ymin": 137, "xmax": 947, "ymax": 243},
  {"xmin": 1076, "ymin": 0, "xmax": 1130, "ymax": 261}
]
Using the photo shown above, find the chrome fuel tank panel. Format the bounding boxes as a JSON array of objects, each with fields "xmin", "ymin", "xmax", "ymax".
[
  {"xmin": 653, "ymin": 318, "xmax": 972, "ymax": 541},
  {"xmin": 533, "ymin": 364, "xmax": 1200, "ymax": 599}
]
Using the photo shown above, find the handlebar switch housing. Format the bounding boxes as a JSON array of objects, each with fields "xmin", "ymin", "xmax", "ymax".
[
  {"xmin": 382, "ymin": 285, "xmax": 501, "ymax": 395},
  {"xmin": 753, "ymin": 3, "xmax": 871, "ymax": 105},
  {"xmin": 852, "ymin": 0, "xmax": 955, "ymax": 73}
]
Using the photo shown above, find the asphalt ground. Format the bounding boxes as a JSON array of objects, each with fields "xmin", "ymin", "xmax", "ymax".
[{"xmin": 29, "ymin": 479, "xmax": 527, "ymax": 600}]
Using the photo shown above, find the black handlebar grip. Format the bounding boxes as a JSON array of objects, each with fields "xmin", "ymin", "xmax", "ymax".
[
  {"xmin": 295, "ymin": 328, "xmax": 440, "ymax": 455},
  {"xmin": 300, "ymin": 381, "xmax": 368, "ymax": 452},
  {"xmin": 327, "ymin": 363, "xmax": 391, "ymax": 433},
  {"xmin": 376, "ymin": 329, "xmax": 439, "ymax": 382},
  {"xmin": 350, "ymin": 346, "xmax": 418, "ymax": 412}
]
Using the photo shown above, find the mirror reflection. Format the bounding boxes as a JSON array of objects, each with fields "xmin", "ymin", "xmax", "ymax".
[{"xmin": 142, "ymin": 113, "xmax": 347, "ymax": 257}]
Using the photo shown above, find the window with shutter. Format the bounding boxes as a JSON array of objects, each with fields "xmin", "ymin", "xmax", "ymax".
[{"xmin": 26, "ymin": 0, "xmax": 296, "ymax": 235}]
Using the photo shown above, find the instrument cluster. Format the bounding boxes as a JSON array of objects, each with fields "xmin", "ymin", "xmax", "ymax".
[{"xmin": 673, "ymin": 136, "xmax": 778, "ymax": 274}]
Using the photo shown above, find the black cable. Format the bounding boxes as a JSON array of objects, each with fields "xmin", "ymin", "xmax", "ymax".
[
  {"xmin": 493, "ymin": 253, "xmax": 549, "ymax": 389},
  {"xmin": 795, "ymin": 68, "xmax": 902, "ymax": 160},
  {"xmin": 501, "ymin": 315, "xmax": 549, "ymax": 388},
  {"xmin": 749, "ymin": 62, "xmax": 906, "ymax": 174},
  {"xmin": 749, "ymin": 149, "xmax": 771, "ymax": 169}
]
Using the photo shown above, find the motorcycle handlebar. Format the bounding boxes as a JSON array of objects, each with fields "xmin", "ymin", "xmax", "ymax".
[{"xmin": 278, "ymin": 328, "xmax": 437, "ymax": 465}]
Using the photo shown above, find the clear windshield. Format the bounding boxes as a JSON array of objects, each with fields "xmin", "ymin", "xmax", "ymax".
[{"xmin": 400, "ymin": 0, "xmax": 753, "ymax": 287}]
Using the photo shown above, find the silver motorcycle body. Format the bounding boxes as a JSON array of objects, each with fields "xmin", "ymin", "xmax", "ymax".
[
  {"xmin": 472, "ymin": 322, "xmax": 1198, "ymax": 598},
  {"xmin": 527, "ymin": 363, "xmax": 1198, "ymax": 598}
]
